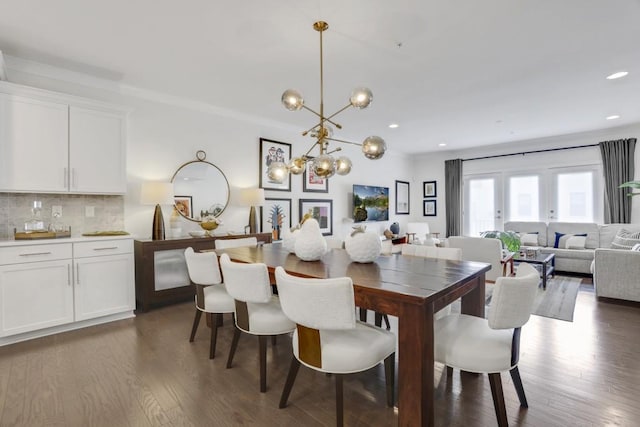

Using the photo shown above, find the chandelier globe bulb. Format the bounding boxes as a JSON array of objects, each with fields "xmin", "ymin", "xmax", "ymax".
[
  {"xmin": 350, "ymin": 87, "xmax": 373, "ymax": 109},
  {"xmin": 267, "ymin": 161, "xmax": 289, "ymax": 183},
  {"xmin": 282, "ymin": 89, "xmax": 304, "ymax": 111},
  {"xmin": 336, "ymin": 156, "xmax": 352, "ymax": 175},
  {"xmin": 362, "ymin": 136, "xmax": 387, "ymax": 160},
  {"xmin": 288, "ymin": 157, "xmax": 306, "ymax": 175},
  {"xmin": 311, "ymin": 154, "xmax": 337, "ymax": 178}
]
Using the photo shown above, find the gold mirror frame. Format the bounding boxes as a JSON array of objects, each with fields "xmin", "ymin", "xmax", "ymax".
[{"xmin": 170, "ymin": 150, "xmax": 230, "ymax": 223}]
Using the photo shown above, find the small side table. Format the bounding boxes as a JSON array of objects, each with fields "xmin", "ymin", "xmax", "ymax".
[{"xmin": 406, "ymin": 233, "xmax": 417, "ymax": 244}]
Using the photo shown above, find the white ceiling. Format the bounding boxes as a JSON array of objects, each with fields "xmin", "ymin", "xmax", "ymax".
[{"xmin": 1, "ymin": 0, "xmax": 639, "ymax": 154}]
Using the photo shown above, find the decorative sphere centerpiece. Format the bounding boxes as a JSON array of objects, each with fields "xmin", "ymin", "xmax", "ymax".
[
  {"xmin": 345, "ymin": 226, "xmax": 382, "ymax": 263},
  {"xmin": 294, "ymin": 218, "xmax": 327, "ymax": 261}
]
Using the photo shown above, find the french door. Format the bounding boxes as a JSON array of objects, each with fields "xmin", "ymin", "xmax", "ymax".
[{"xmin": 463, "ymin": 174, "xmax": 503, "ymax": 237}]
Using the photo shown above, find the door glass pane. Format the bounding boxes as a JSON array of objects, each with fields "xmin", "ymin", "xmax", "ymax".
[
  {"xmin": 508, "ymin": 175, "xmax": 539, "ymax": 221},
  {"xmin": 556, "ymin": 172, "xmax": 594, "ymax": 222},
  {"xmin": 468, "ymin": 178, "xmax": 495, "ymax": 236}
]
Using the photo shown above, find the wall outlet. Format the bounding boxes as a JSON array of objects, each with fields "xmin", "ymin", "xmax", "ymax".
[
  {"xmin": 52, "ymin": 205, "xmax": 62, "ymax": 217},
  {"xmin": 85, "ymin": 206, "xmax": 95, "ymax": 217}
]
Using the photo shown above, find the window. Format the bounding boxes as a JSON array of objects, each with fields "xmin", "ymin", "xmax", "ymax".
[
  {"xmin": 553, "ymin": 170, "xmax": 596, "ymax": 222},
  {"xmin": 507, "ymin": 175, "xmax": 540, "ymax": 221}
]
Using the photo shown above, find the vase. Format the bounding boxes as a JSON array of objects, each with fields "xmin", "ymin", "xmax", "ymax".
[
  {"xmin": 294, "ymin": 218, "xmax": 327, "ymax": 261},
  {"xmin": 200, "ymin": 220, "xmax": 219, "ymax": 236}
]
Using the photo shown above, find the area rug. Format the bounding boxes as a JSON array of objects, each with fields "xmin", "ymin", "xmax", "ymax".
[{"xmin": 531, "ymin": 276, "xmax": 581, "ymax": 322}]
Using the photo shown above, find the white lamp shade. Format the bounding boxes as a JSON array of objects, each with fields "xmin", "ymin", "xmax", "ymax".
[
  {"xmin": 239, "ymin": 188, "xmax": 265, "ymax": 207},
  {"xmin": 140, "ymin": 182, "xmax": 174, "ymax": 205}
]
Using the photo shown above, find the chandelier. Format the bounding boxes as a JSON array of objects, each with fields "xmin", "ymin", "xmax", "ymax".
[{"xmin": 267, "ymin": 21, "xmax": 387, "ymax": 183}]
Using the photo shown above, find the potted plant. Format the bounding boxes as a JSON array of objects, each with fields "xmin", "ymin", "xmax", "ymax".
[
  {"xmin": 620, "ymin": 181, "xmax": 640, "ymax": 196},
  {"xmin": 480, "ymin": 230, "xmax": 521, "ymax": 252}
]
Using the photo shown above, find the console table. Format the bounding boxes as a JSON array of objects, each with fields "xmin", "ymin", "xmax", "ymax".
[{"xmin": 134, "ymin": 233, "xmax": 271, "ymax": 312}]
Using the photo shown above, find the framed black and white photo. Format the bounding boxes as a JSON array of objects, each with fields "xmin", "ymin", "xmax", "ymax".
[
  {"xmin": 299, "ymin": 199, "xmax": 333, "ymax": 235},
  {"xmin": 395, "ymin": 180, "xmax": 410, "ymax": 214},
  {"xmin": 259, "ymin": 138, "xmax": 291, "ymax": 191},
  {"xmin": 423, "ymin": 199, "xmax": 437, "ymax": 216},
  {"xmin": 423, "ymin": 181, "xmax": 437, "ymax": 198},
  {"xmin": 261, "ymin": 198, "xmax": 292, "ymax": 241},
  {"xmin": 303, "ymin": 168, "xmax": 329, "ymax": 193}
]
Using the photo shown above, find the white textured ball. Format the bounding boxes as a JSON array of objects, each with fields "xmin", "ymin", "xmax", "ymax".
[
  {"xmin": 345, "ymin": 231, "xmax": 382, "ymax": 263},
  {"xmin": 294, "ymin": 218, "xmax": 328, "ymax": 261},
  {"xmin": 281, "ymin": 227, "xmax": 299, "ymax": 253}
]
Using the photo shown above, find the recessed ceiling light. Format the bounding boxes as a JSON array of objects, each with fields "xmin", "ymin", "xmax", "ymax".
[
  {"xmin": 606, "ymin": 71, "xmax": 628, "ymax": 80},
  {"xmin": 389, "ymin": 123, "xmax": 399, "ymax": 129},
  {"xmin": 606, "ymin": 115, "xmax": 620, "ymax": 120},
  {"xmin": 438, "ymin": 143, "xmax": 447, "ymax": 147}
]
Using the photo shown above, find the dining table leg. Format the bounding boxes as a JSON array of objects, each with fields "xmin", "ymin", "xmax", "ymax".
[{"xmin": 398, "ymin": 302, "xmax": 434, "ymax": 427}]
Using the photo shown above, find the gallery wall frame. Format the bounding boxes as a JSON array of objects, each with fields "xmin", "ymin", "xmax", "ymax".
[
  {"xmin": 303, "ymin": 168, "xmax": 329, "ymax": 193},
  {"xmin": 423, "ymin": 199, "xmax": 437, "ymax": 216},
  {"xmin": 395, "ymin": 180, "xmax": 410, "ymax": 214},
  {"xmin": 423, "ymin": 181, "xmax": 437, "ymax": 198},
  {"xmin": 259, "ymin": 138, "xmax": 291, "ymax": 191},
  {"xmin": 299, "ymin": 199, "xmax": 333, "ymax": 235},
  {"xmin": 261, "ymin": 198, "xmax": 291, "ymax": 241}
]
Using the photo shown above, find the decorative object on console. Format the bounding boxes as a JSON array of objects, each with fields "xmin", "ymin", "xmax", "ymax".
[
  {"xmin": 353, "ymin": 184, "xmax": 389, "ymax": 222},
  {"xmin": 268, "ymin": 21, "xmax": 386, "ymax": 184},
  {"xmin": 294, "ymin": 218, "xmax": 328, "ymax": 261},
  {"xmin": 240, "ymin": 188, "xmax": 265, "ymax": 234},
  {"xmin": 390, "ymin": 222, "xmax": 400, "ymax": 235},
  {"xmin": 480, "ymin": 230, "xmax": 521, "ymax": 253},
  {"xmin": 395, "ymin": 180, "xmax": 410, "ymax": 215},
  {"xmin": 262, "ymin": 198, "xmax": 291, "ymax": 241},
  {"xmin": 423, "ymin": 181, "xmax": 437, "ymax": 198},
  {"xmin": 345, "ymin": 226, "xmax": 382, "ymax": 263},
  {"xmin": 199, "ymin": 216, "xmax": 223, "ymax": 236},
  {"xmin": 141, "ymin": 181, "xmax": 175, "ymax": 240}
]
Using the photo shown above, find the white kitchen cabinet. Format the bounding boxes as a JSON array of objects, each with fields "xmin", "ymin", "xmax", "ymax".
[
  {"xmin": 73, "ymin": 239, "xmax": 134, "ymax": 321},
  {"xmin": 0, "ymin": 244, "xmax": 74, "ymax": 337},
  {"xmin": 0, "ymin": 81, "xmax": 128, "ymax": 194},
  {"xmin": 69, "ymin": 106, "xmax": 127, "ymax": 193},
  {"xmin": 0, "ymin": 92, "xmax": 69, "ymax": 192}
]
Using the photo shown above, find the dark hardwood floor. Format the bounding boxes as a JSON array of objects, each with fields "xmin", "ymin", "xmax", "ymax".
[{"xmin": 1, "ymin": 280, "xmax": 639, "ymax": 426}]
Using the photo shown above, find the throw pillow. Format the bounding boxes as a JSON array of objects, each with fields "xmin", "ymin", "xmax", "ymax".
[
  {"xmin": 554, "ymin": 232, "xmax": 587, "ymax": 249},
  {"xmin": 632, "ymin": 243, "xmax": 640, "ymax": 252},
  {"xmin": 519, "ymin": 232, "xmax": 539, "ymax": 246},
  {"xmin": 610, "ymin": 228, "xmax": 640, "ymax": 250}
]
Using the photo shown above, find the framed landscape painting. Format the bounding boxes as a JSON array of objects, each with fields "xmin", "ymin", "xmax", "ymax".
[
  {"xmin": 259, "ymin": 138, "xmax": 291, "ymax": 191},
  {"xmin": 299, "ymin": 199, "xmax": 333, "ymax": 235}
]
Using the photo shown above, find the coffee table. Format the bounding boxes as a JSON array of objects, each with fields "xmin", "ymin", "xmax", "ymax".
[{"xmin": 513, "ymin": 252, "xmax": 555, "ymax": 289}]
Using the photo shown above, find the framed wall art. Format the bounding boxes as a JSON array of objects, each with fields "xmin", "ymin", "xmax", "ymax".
[
  {"xmin": 299, "ymin": 199, "xmax": 333, "ymax": 235},
  {"xmin": 423, "ymin": 199, "xmax": 437, "ymax": 216},
  {"xmin": 395, "ymin": 180, "xmax": 410, "ymax": 214},
  {"xmin": 423, "ymin": 181, "xmax": 437, "ymax": 198},
  {"xmin": 261, "ymin": 198, "xmax": 292, "ymax": 241},
  {"xmin": 303, "ymin": 168, "xmax": 329, "ymax": 193},
  {"xmin": 259, "ymin": 138, "xmax": 291, "ymax": 191},
  {"xmin": 174, "ymin": 196, "xmax": 193, "ymax": 217}
]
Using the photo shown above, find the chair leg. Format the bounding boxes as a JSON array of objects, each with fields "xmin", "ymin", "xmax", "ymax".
[
  {"xmin": 384, "ymin": 353, "xmax": 395, "ymax": 407},
  {"xmin": 509, "ymin": 366, "xmax": 529, "ymax": 408},
  {"xmin": 226, "ymin": 327, "xmax": 242, "ymax": 369},
  {"xmin": 374, "ymin": 312, "xmax": 383, "ymax": 327},
  {"xmin": 488, "ymin": 373, "xmax": 508, "ymax": 427},
  {"xmin": 272, "ymin": 335, "xmax": 277, "ymax": 346},
  {"xmin": 279, "ymin": 357, "xmax": 301, "ymax": 408},
  {"xmin": 382, "ymin": 314, "xmax": 391, "ymax": 330},
  {"xmin": 259, "ymin": 335, "xmax": 268, "ymax": 392},
  {"xmin": 446, "ymin": 366, "xmax": 453, "ymax": 377},
  {"xmin": 335, "ymin": 374, "xmax": 344, "ymax": 427},
  {"xmin": 189, "ymin": 309, "xmax": 202, "ymax": 342},
  {"xmin": 209, "ymin": 313, "xmax": 220, "ymax": 359}
]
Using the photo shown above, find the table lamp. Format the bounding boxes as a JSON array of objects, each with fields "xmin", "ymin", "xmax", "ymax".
[
  {"xmin": 240, "ymin": 188, "xmax": 265, "ymax": 234},
  {"xmin": 141, "ymin": 181, "xmax": 175, "ymax": 240}
]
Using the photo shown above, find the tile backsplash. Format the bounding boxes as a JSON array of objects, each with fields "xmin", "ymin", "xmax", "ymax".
[{"xmin": 0, "ymin": 193, "xmax": 124, "ymax": 240}]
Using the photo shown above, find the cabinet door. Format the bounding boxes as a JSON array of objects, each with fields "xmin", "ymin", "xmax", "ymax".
[
  {"xmin": 0, "ymin": 260, "xmax": 73, "ymax": 337},
  {"xmin": 69, "ymin": 106, "xmax": 126, "ymax": 194},
  {"xmin": 74, "ymin": 254, "xmax": 134, "ymax": 321},
  {"xmin": 0, "ymin": 93, "xmax": 69, "ymax": 192}
]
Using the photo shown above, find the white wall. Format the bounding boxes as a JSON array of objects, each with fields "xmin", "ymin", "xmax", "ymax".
[
  {"xmin": 412, "ymin": 123, "xmax": 640, "ymax": 234},
  {"xmin": 6, "ymin": 61, "xmax": 413, "ymax": 240}
]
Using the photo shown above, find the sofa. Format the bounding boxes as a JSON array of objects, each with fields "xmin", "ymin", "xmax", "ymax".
[{"xmin": 504, "ymin": 221, "xmax": 640, "ymax": 302}]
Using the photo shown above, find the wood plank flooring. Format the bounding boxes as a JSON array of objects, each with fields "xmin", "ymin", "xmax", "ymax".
[{"xmin": 1, "ymin": 280, "xmax": 640, "ymax": 426}]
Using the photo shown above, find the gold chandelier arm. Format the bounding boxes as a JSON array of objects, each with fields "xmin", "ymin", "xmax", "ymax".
[
  {"xmin": 326, "ymin": 147, "xmax": 343, "ymax": 155},
  {"xmin": 300, "ymin": 105, "xmax": 343, "ymax": 132},
  {"xmin": 325, "ymin": 103, "xmax": 352, "ymax": 123},
  {"xmin": 303, "ymin": 140, "xmax": 322, "ymax": 157},
  {"xmin": 325, "ymin": 137, "xmax": 362, "ymax": 146}
]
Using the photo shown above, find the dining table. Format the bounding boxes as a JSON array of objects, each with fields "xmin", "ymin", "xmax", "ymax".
[{"xmin": 218, "ymin": 244, "xmax": 491, "ymax": 427}]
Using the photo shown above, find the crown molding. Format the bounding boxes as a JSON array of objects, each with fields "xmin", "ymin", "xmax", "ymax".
[{"xmin": 4, "ymin": 54, "xmax": 296, "ymax": 132}]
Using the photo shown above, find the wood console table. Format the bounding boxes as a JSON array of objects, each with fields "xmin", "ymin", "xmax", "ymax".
[{"xmin": 134, "ymin": 233, "xmax": 271, "ymax": 312}]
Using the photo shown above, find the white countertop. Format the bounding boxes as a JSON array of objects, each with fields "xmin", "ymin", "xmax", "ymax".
[{"xmin": 0, "ymin": 235, "xmax": 133, "ymax": 247}]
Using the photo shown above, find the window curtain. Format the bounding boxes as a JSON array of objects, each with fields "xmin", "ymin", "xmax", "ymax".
[
  {"xmin": 599, "ymin": 138, "xmax": 636, "ymax": 224},
  {"xmin": 445, "ymin": 158, "xmax": 463, "ymax": 237}
]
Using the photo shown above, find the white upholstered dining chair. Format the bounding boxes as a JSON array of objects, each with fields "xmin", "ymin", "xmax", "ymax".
[
  {"xmin": 434, "ymin": 262, "xmax": 539, "ymax": 426},
  {"xmin": 448, "ymin": 236, "xmax": 504, "ymax": 282},
  {"xmin": 275, "ymin": 267, "xmax": 396, "ymax": 427},
  {"xmin": 219, "ymin": 254, "xmax": 295, "ymax": 392},
  {"xmin": 184, "ymin": 247, "xmax": 235, "ymax": 359}
]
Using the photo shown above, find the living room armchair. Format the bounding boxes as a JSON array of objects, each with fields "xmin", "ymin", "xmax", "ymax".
[{"xmin": 593, "ymin": 248, "xmax": 640, "ymax": 302}]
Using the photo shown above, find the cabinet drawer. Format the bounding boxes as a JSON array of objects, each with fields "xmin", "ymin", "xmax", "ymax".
[
  {"xmin": 0, "ymin": 244, "xmax": 72, "ymax": 265},
  {"xmin": 74, "ymin": 239, "xmax": 133, "ymax": 258}
]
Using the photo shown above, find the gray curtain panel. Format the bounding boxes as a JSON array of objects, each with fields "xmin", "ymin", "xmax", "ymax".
[
  {"xmin": 445, "ymin": 158, "xmax": 463, "ymax": 237},
  {"xmin": 599, "ymin": 138, "xmax": 636, "ymax": 224}
]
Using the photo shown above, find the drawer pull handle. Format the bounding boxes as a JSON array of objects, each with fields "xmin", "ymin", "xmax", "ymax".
[
  {"xmin": 67, "ymin": 264, "xmax": 71, "ymax": 286},
  {"xmin": 76, "ymin": 264, "xmax": 80, "ymax": 285},
  {"xmin": 19, "ymin": 252, "xmax": 53, "ymax": 256},
  {"xmin": 93, "ymin": 247, "xmax": 119, "ymax": 251}
]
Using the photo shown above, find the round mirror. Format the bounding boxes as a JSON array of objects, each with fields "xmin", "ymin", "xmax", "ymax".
[{"xmin": 171, "ymin": 151, "xmax": 230, "ymax": 222}]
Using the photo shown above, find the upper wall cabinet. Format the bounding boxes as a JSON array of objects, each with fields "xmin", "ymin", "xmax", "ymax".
[{"xmin": 0, "ymin": 82, "xmax": 128, "ymax": 194}]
